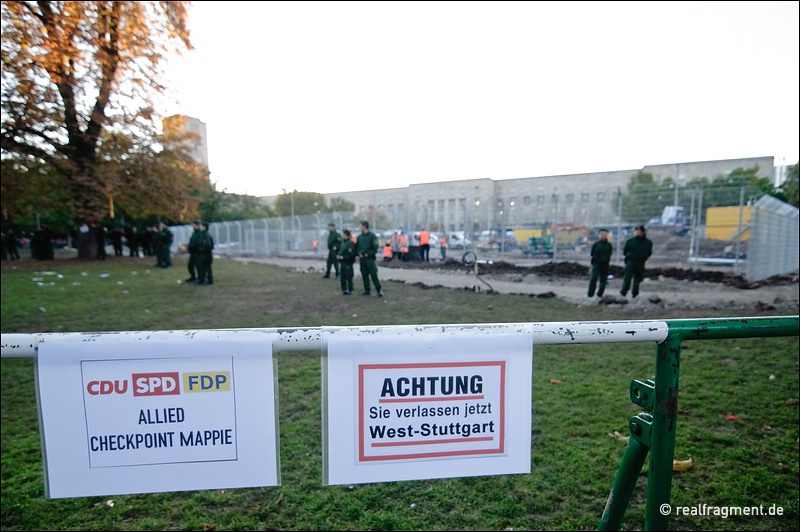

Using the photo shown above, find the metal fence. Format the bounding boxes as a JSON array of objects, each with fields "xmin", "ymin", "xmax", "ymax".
[
  {"xmin": 747, "ymin": 195, "xmax": 800, "ymax": 282},
  {"xmin": 171, "ymin": 189, "xmax": 798, "ymax": 282}
]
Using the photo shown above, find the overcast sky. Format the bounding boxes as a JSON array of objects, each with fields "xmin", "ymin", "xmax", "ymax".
[{"xmin": 159, "ymin": 1, "xmax": 799, "ymax": 197}]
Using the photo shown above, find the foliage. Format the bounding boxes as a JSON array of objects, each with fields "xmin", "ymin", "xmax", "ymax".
[
  {"xmin": 329, "ymin": 196, "xmax": 356, "ymax": 214},
  {"xmin": 611, "ymin": 170, "xmax": 662, "ymax": 223},
  {"xmin": 274, "ymin": 190, "xmax": 327, "ymax": 216},
  {"xmin": 690, "ymin": 166, "xmax": 779, "ymax": 208},
  {"xmin": 1, "ymin": 1, "xmax": 195, "ymax": 253},
  {"xmin": 780, "ymin": 162, "xmax": 799, "ymax": 207},
  {"xmin": 199, "ymin": 190, "xmax": 275, "ymax": 222},
  {"xmin": 613, "ymin": 166, "xmax": 787, "ymax": 224},
  {"xmin": 271, "ymin": 191, "xmax": 357, "ymax": 217},
  {"xmin": 97, "ymin": 118, "xmax": 212, "ymax": 222},
  {"xmin": 0, "ymin": 157, "xmax": 73, "ymax": 235}
]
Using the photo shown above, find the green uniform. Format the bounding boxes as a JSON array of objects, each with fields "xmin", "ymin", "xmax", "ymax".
[
  {"xmin": 620, "ymin": 233, "xmax": 653, "ymax": 297},
  {"xmin": 338, "ymin": 237, "xmax": 356, "ymax": 294},
  {"xmin": 186, "ymin": 226, "xmax": 201, "ymax": 281},
  {"xmin": 196, "ymin": 229, "xmax": 214, "ymax": 284},
  {"xmin": 588, "ymin": 238, "xmax": 613, "ymax": 297},
  {"xmin": 325, "ymin": 228, "xmax": 342, "ymax": 278},
  {"xmin": 356, "ymin": 229, "xmax": 382, "ymax": 295},
  {"xmin": 156, "ymin": 225, "xmax": 173, "ymax": 268}
]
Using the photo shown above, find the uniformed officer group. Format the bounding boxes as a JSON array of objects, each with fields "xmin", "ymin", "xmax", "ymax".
[{"xmin": 324, "ymin": 220, "xmax": 383, "ymax": 297}]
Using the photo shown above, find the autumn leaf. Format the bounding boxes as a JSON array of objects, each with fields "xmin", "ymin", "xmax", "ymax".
[
  {"xmin": 608, "ymin": 430, "xmax": 629, "ymax": 442},
  {"xmin": 673, "ymin": 457, "xmax": 694, "ymax": 471}
]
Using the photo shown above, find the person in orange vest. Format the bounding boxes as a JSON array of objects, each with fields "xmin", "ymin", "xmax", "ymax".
[
  {"xmin": 399, "ymin": 232, "xmax": 409, "ymax": 261},
  {"xmin": 439, "ymin": 234, "xmax": 447, "ymax": 261},
  {"xmin": 419, "ymin": 228, "xmax": 430, "ymax": 262},
  {"xmin": 383, "ymin": 242, "xmax": 393, "ymax": 261}
]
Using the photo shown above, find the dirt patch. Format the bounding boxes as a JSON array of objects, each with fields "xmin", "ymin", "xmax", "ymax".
[{"xmin": 381, "ymin": 258, "xmax": 799, "ymax": 289}]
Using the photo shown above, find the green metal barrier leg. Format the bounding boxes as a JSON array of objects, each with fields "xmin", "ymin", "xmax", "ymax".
[
  {"xmin": 597, "ymin": 318, "xmax": 799, "ymax": 531},
  {"xmin": 644, "ymin": 335, "xmax": 682, "ymax": 530},
  {"xmin": 598, "ymin": 436, "xmax": 649, "ymax": 530}
]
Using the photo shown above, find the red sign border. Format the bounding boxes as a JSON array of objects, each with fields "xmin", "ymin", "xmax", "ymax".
[{"xmin": 357, "ymin": 361, "xmax": 506, "ymax": 462}]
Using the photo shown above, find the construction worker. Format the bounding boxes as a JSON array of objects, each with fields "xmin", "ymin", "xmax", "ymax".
[
  {"xmin": 400, "ymin": 232, "xmax": 409, "ymax": 261},
  {"xmin": 419, "ymin": 228, "xmax": 430, "ymax": 262}
]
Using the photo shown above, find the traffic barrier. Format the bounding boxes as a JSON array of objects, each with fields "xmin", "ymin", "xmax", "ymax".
[{"xmin": 2, "ymin": 315, "xmax": 798, "ymax": 530}]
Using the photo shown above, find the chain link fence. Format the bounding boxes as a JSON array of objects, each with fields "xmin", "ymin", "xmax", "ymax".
[{"xmin": 171, "ymin": 186, "xmax": 797, "ymax": 282}]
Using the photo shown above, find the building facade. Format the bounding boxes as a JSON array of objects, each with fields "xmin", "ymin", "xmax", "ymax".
[
  {"xmin": 164, "ymin": 115, "xmax": 209, "ymax": 168},
  {"xmin": 262, "ymin": 156, "xmax": 775, "ymax": 232}
]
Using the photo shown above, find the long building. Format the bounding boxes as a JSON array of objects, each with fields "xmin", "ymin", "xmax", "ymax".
[
  {"xmin": 261, "ymin": 156, "xmax": 776, "ymax": 231},
  {"xmin": 167, "ymin": 114, "xmax": 780, "ymax": 232}
]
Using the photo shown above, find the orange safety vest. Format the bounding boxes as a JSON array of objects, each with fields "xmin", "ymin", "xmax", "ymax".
[
  {"xmin": 383, "ymin": 244, "xmax": 393, "ymax": 259},
  {"xmin": 419, "ymin": 230, "xmax": 430, "ymax": 246},
  {"xmin": 400, "ymin": 234, "xmax": 409, "ymax": 253},
  {"xmin": 440, "ymin": 235, "xmax": 447, "ymax": 248}
]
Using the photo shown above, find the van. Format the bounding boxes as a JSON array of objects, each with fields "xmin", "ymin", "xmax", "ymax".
[{"xmin": 444, "ymin": 231, "xmax": 471, "ymax": 250}]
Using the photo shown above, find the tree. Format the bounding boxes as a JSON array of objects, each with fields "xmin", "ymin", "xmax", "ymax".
[
  {"xmin": 98, "ymin": 116, "xmax": 212, "ymax": 222},
  {"xmin": 779, "ymin": 162, "xmax": 799, "ymax": 207},
  {"xmin": 199, "ymin": 190, "xmax": 275, "ymax": 222},
  {"xmin": 1, "ymin": 1, "xmax": 193, "ymax": 257},
  {"xmin": 696, "ymin": 166, "xmax": 776, "ymax": 208},
  {"xmin": 611, "ymin": 171, "xmax": 669, "ymax": 224},
  {"xmin": 328, "ymin": 196, "xmax": 355, "ymax": 214},
  {"xmin": 614, "ymin": 166, "xmax": 787, "ymax": 226},
  {"xmin": 1, "ymin": 156, "xmax": 73, "ymax": 236},
  {"xmin": 273, "ymin": 190, "xmax": 328, "ymax": 217}
]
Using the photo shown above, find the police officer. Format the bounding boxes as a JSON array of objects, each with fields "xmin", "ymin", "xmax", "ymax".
[
  {"xmin": 620, "ymin": 225, "xmax": 653, "ymax": 298},
  {"xmin": 356, "ymin": 220, "xmax": 383, "ymax": 297},
  {"xmin": 337, "ymin": 229, "xmax": 357, "ymax": 295},
  {"xmin": 323, "ymin": 223, "xmax": 342, "ymax": 279},
  {"xmin": 156, "ymin": 219, "xmax": 173, "ymax": 268},
  {"xmin": 195, "ymin": 222, "xmax": 214, "ymax": 285},
  {"xmin": 185, "ymin": 220, "xmax": 201, "ymax": 282},
  {"xmin": 588, "ymin": 228, "xmax": 613, "ymax": 298}
]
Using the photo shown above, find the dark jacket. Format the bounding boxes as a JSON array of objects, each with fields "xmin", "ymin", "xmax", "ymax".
[
  {"xmin": 590, "ymin": 240, "xmax": 613, "ymax": 265},
  {"xmin": 623, "ymin": 236, "xmax": 653, "ymax": 263},
  {"xmin": 327, "ymin": 230, "xmax": 342, "ymax": 251},
  {"xmin": 339, "ymin": 239, "xmax": 356, "ymax": 264},
  {"xmin": 356, "ymin": 231, "xmax": 379, "ymax": 258}
]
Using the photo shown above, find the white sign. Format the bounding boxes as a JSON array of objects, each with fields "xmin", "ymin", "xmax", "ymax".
[
  {"xmin": 37, "ymin": 336, "xmax": 279, "ymax": 498},
  {"xmin": 324, "ymin": 330, "xmax": 533, "ymax": 485}
]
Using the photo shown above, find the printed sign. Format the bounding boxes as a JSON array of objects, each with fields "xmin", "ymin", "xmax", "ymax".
[
  {"xmin": 37, "ymin": 336, "xmax": 279, "ymax": 498},
  {"xmin": 324, "ymin": 330, "xmax": 532, "ymax": 485},
  {"xmin": 359, "ymin": 361, "xmax": 505, "ymax": 461},
  {"xmin": 81, "ymin": 358, "xmax": 237, "ymax": 468}
]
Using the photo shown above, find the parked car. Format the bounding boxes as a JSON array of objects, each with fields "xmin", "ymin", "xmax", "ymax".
[{"xmin": 444, "ymin": 231, "xmax": 471, "ymax": 250}]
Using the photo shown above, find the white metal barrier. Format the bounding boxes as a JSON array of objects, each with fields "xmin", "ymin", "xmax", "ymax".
[{"xmin": 1, "ymin": 320, "xmax": 670, "ymax": 359}]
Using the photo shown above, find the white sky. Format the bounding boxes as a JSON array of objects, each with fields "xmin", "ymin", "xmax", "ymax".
[{"xmin": 160, "ymin": 1, "xmax": 800, "ymax": 197}]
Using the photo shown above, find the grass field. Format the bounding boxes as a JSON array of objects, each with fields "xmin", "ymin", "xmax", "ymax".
[{"xmin": 2, "ymin": 256, "xmax": 798, "ymax": 531}]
